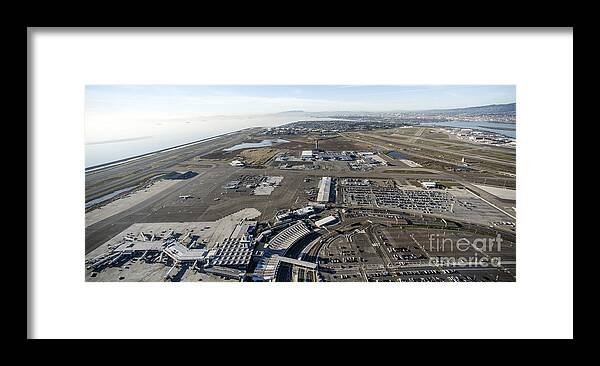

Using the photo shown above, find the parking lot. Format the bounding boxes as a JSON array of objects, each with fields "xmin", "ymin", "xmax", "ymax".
[
  {"xmin": 340, "ymin": 179, "xmax": 515, "ymax": 226},
  {"xmin": 318, "ymin": 223, "xmax": 516, "ymax": 282}
]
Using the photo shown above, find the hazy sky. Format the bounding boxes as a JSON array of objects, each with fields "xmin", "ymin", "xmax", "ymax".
[
  {"xmin": 85, "ymin": 85, "xmax": 515, "ymax": 142},
  {"xmin": 86, "ymin": 85, "xmax": 515, "ymax": 116}
]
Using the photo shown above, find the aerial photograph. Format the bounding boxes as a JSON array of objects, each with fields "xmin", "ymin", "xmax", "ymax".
[{"xmin": 84, "ymin": 85, "xmax": 517, "ymax": 282}]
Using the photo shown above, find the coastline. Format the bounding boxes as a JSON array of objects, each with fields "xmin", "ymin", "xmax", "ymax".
[{"xmin": 85, "ymin": 128, "xmax": 253, "ymax": 172}]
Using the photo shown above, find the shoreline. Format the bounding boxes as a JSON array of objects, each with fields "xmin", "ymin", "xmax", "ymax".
[{"xmin": 85, "ymin": 128, "xmax": 254, "ymax": 172}]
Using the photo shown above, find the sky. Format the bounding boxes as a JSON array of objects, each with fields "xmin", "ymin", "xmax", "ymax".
[{"xmin": 86, "ymin": 85, "xmax": 516, "ymax": 118}]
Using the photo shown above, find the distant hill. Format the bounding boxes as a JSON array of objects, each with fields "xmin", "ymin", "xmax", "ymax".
[
  {"xmin": 274, "ymin": 104, "xmax": 516, "ymax": 118},
  {"xmin": 301, "ymin": 104, "xmax": 516, "ymax": 116},
  {"xmin": 421, "ymin": 103, "xmax": 516, "ymax": 115},
  {"xmin": 276, "ymin": 110, "xmax": 305, "ymax": 114}
]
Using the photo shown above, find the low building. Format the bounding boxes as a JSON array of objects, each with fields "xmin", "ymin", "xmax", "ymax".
[
  {"xmin": 317, "ymin": 177, "xmax": 332, "ymax": 202},
  {"xmin": 421, "ymin": 181, "xmax": 438, "ymax": 189},
  {"xmin": 368, "ymin": 154, "xmax": 388, "ymax": 166},
  {"xmin": 276, "ymin": 212, "xmax": 292, "ymax": 221},
  {"xmin": 293, "ymin": 206, "xmax": 315, "ymax": 217},
  {"xmin": 230, "ymin": 160, "xmax": 245, "ymax": 167},
  {"xmin": 207, "ymin": 220, "xmax": 257, "ymax": 269},
  {"xmin": 301, "ymin": 150, "xmax": 315, "ymax": 159},
  {"xmin": 315, "ymin": 215, "xmax": 338, "ymax": 228}
]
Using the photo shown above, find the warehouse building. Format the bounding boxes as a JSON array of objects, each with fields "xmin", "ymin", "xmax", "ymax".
[
  {"xmin": 315, "ymin": 215, "xmax": 338, "ymax": 228},
  {"xmin": 317, "ymin": 177, "xmax": 332, "ymax": 203},
  {"xmin": 421, "ymin": 181, "xmax": 438, "ymax": 189},
  {"xmin": 301, "ymin": 150, "xmax": 316, "ymax": 159}
]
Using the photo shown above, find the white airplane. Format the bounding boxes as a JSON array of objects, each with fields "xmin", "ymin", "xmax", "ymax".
[{"xmin": 179, "ymin": 195, "xmax": 192, "ymax": 199}]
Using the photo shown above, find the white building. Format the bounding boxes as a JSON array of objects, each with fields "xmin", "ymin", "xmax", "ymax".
[
  {"xmin": 301, "ymin": 150, "xmax": 315, "ymax": 159},
  {"xmin": 293, "ymin": 206, "xmax": 315, "ymax": 217},
  {"xmin": 230, "ymin": 160, "xmax": 245, "ymax": 167},
  {"xmin": 317, "ymin": 177, "xmax": 332, "ymax": 202},
  {"xmin": 421, "ymin": 181, "xmax": 438, "ymax": 189},
  {"xmin": 315, "ymin": 215, "xmax": 338, "ymax": 227}
]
